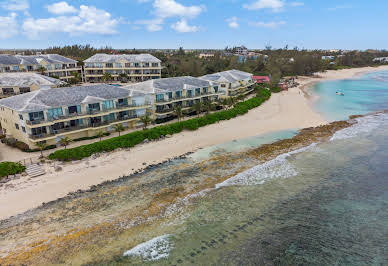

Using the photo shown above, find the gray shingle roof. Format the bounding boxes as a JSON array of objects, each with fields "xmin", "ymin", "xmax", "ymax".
[
  {"xmin": 0, "ymin": 54, "xmax": 77, "ymax": 66},
  {"xmin": 123, "ymin": 76, "xmax": 212, "ymax": 94},
  {"xmin": 0, "ymin": 85, "xmax": 146, "ymax": 113},
  {"xmin": 84, "ymin": 53, "xmax": 161, "ymax": 63},
  {"xmin": 200, "ymin": 69, "xmax": 252, "ymax": 83},
  {"xmin": 0, "ymin": 73, "xmax": 64, "ymax": 87}
]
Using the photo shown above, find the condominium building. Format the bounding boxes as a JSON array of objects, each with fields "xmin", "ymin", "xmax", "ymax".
[
  {"xmin": 124, "ymin": 76, "xmax": 223, "ymax": 121},
  {"xmin": 0, "ymin": 54, "xmax": 83, "ymax": 82},
  {"xmin": 0, "ymin": 73, "xmax": 64, "ymax": 98},
  {"xmin": 83, "ymin": 54, "xmax": 162, "ymax": 83},
  {"xmin": 200, "ymin": 69, "xmax": 255, "ymax": 97},
  {"xmin": 0, "ymin": 85, "xmax": 153, "ymax": 148}
]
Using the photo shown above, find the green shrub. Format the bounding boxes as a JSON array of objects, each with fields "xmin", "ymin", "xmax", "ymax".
[
  {"xmin": 49, "ymin": 92, "xmax": 272, "ymax": 161},
  {"xmin": 0, "ymin": 162, "xmax": 26, "ymax": 178}
]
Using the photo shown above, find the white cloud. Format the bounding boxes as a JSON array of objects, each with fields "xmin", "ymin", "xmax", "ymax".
[
  {"xmin": 46, "ymin": 1, "xmax": 77, "ymax": 14},
  {"xmin": 153, "ymin": 0, "xmax": 204, "ymax": 19},
  {"xmin": 327, "ymin": 5, "xmax": 352, "ymax": 11},
  {"xmin": 23, "ymin": 5, "xmax": 119, "ymax": 39},
  {"xmin": 135, "ymin": 18, "xmax": 164, "ymax": 32},
  {"xmin": 243, "ymin": 0, "xmax": 285, "ymax": 12},
  {"xmin": 171, "ymin": 19, "xmax": 198, "ymax": 32},
  {"xmin": 1, "ymin": 0, "xmax": 28, "ymax": 11},
  {"xmin": 249, "ymin": 20, "xmax": 286, "ymax": 28},
  {"xmin": 0, "ymin": 12, "xmax": 18, "ymax": 38},
  {"xmin": 137, "ymin": 0, "xmax": 203, "ymax": 32},
  {"xmin": 290, "ymin": 1, "xmax": 304, "ymax": 6},
  {"xmin": 227, "ymin": 17, "xmax": 239, "ymax": 29}
]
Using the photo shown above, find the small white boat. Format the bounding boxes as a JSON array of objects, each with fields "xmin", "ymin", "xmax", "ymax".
[{"xmin": 336, "ymin": 92, "xmax": 345, "ymax": 96}]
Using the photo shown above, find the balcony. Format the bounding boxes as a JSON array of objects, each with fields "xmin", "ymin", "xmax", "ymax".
[
  {"xmin": 28, "ymin": 133, "xmax": 55, "ymax": 140},
  {"xmin": 155, "ymin": 91, "xmax": 221, "ymax": 104}
]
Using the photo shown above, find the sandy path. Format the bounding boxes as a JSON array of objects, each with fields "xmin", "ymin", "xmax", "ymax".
[{"xmin": 1, "ymin": 65, "xmax": 388, "ymax": 220}]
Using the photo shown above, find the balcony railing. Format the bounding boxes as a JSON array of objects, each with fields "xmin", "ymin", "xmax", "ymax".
[
  {"xmin": 28, "ymin": 116, "xmax": 141, "ymax": 140},
  {"xmin": 155, "ymin": 91, "xmax": 221, "ymax": 104},
  {"xmin": 26, "ymin": 104, "xmax": 151, "ymax": 126}
]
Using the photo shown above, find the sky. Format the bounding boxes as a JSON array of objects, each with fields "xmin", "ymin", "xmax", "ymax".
[{"xmin": 0, "ymin": 0, "xmax": 387, "ymax": 50}]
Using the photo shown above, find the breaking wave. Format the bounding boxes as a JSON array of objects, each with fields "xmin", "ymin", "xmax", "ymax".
[
  {"xmin": 330, "ymin": 113, "xmax": 388, "ymax": 141},
  {"xmin": 216, "ymin": 144, "xmax": 317, "ymax": 188},
  {"xmin": 123, "ymin": 234, "xmax": 173, "ymax": 261}
]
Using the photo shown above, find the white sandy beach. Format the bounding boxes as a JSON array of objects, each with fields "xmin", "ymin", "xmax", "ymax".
[{"xmin": 1, "ymin": 65, "xmax": 388, "ymax": 220}]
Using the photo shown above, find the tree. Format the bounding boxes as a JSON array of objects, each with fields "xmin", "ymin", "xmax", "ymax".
[
  {"xmin": 227, "ymin": 97, "xmax": 236, "ymax": 109},
  {"xmin": 140, "ymin": 115, "xmax": 153, "ymax": 130},
  {"xmin": 102, "ymin": 72, "xmax": 112, "ymax": 83},
  {"xmin": 202, "ymin": 100, "xmax": 214, "ymax": 115},
  {"xmin": 193, "ymin": 101, "xmax": 202, "ymax": 117},
  {"xmin": 113, "ymin": 124, "xmax": 125, "ymax": 136},
  {"xmin": 72, "ymin": 71, "xmax": 81, "ymax": 83},
  {"xmin": 36, "ymin": 142, "xmax": 48, "ymax": 158},
  {"xmin": 119, "ymin": 73, "xmax": 129, "ymax": 83},
  {"xmin": 38, "ymin": 66, "xmax": 46, "ymax": 75},
  {"xmin": 95, "ymin": 131, "xmax": 105, "ymax": 142},
  {"xmin": 174, "ymin": 105, "xmax": 183, "ymax": 121},
  {"xmin": 59, "ymin": 136, "xmax": 72, "ymax": 149}
]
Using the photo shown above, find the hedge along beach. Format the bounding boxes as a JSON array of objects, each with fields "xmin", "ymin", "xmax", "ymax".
[{"xmin": 1, "ymin": 65, "xmax": 388, "ymax": 220}]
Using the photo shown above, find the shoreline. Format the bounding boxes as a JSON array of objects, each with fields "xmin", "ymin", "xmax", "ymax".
[
  {"xmin": 1, "ymin": 65, "xmax": 387, "ymax": 220},
  {"xmin": 1, "ymin": 113, "xmax": 375, "ymax": 264}
]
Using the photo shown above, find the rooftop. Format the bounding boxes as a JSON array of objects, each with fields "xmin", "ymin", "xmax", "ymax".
[
  {"xmin": 0, "ymin": 54, "xmax": 77, "ymax": 65},
  {"xmin": 0, "ymin": 85, "xmax": 146, "ymax": 113},
  {"xmin": 123, "ymin": 76, "xmax": 212, "ymax": 94},
  {"xmin": 200, "ymin": 69, "xmax": 253, "ymax": 83},
  {"xmin": 84, "ymin": 53, "xmax": 161, "ymax": 64},
  {"xmin": 0, "ymin": 73, "xmax": 64, "ymax": 87}
]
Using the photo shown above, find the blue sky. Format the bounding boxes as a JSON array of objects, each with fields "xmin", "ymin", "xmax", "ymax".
[{"xmin": 0, "ymin": 0, "xmax": 387, "ymax": 50}]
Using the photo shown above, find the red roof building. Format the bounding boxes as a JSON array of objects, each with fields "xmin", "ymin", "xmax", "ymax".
[{"xmin": 253, "ymin": 76, "xmax": 270, "ymax": 83}]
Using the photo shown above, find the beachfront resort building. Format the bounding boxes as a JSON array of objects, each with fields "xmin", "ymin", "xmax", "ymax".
[
  {"xmin": 83, "ymin": 54, "xmax": 162, "ymax": 83},
  {"xmin": 200, "ymin": 70, "xmax": 255, "ymax": 97},
  {"xmin": 0, "ymin": 85, "xmax": 153, "ymax": 148},
  {"xmin": 124, "ymin": 76, "xmax": 223, "ymax": 121},
  {"xmin": 0, "ymin": 54, "xmax": 83, "ymax": 83},
  {"xmin": 0, "ymin": 73, "xmax": 64, "ymax": 98}
]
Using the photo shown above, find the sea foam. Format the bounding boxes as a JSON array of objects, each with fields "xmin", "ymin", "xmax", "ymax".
[
  {"xmin": 331, "ymin": 113, "xmax": 388, "ymax": 141},
  {"xmin": 123, "ymin": 234, "xmax": 173, "ymax": 261},
  {"xmin": 216, "ymin": 144, "xmax": 317, "ymax": 188}
]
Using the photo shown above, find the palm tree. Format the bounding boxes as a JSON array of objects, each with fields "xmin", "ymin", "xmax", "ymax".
[
  {"xmin": 72, "ymin": 71, "xmax": 81, "ymax": 83},
  {"xmin": 202, "ymin": 100, "xmax": 214, "ymax": 115},
  {"xmin": 59, "ymin": 136, "xmax": 72, "ymax": 149},
  {"xmin": 193, "ymin": 101, "xmax": 202, "ymax": 117},
  {"xmin": 102, "ymin": 72, "xmax": 112, "ymax": 83},
  {"xmin": 37, "ymin": 66, "xmax": 46, "ymax": 75},
  {"xmin": 221, "ymin": 98, "xmax": 229, "ymax": 109},
  {"xmin": 227, "ymin": 97, "xmax": 236, "ymax": 109},
  {"xmin": 174, "ymin": 105, "xmax": 183, "ymax": 121},
  {"xmin": 140, "ymin": 115, "xmax": 153, "ymax": 130},
  {"xmin": 113, "ymin": 124, "xmax": 125, "ymax": 136},
  {"xmin": 36, "ymin": 142, "xmax": 48, "ymax": 158},
  {"xmin": 95, "ymin": 131, "xmax": 105, "ymax": 142},
  {"xmin": 119, "ymin": 73, "xmax": 129, "ymax": 83}
]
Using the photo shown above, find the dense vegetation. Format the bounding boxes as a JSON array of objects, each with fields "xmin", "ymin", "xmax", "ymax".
[
  {"xmin": 48, "ymin": 88, "xmax": 271, "ymax": 161},
  {"xmin": 0, "ymin": 162, "xmax": 26, "ymax": 178},
  {"xmin": 38, "ymin": 45, "xmax": 388, "ymax": 84}
]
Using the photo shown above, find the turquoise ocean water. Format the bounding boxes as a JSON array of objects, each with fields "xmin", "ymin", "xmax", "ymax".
[
  {"xmin": 2, "ymin": 71, "xmax": 388, "ymax": 265},
  {"xmin": 117, "ymin": 71, "xmax": 388, "ymax": 264},
  {"xmin": 313, "ymin": 71, "xmax": 388, "ymax": 120}
]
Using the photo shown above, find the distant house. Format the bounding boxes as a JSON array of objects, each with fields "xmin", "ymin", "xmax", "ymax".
[
  {"xmin": 233, "ymin": 46, "xmax": 249, "ymax": 55},
  {"xmin": 322, "ymin": 56, "xmax": 336, "ymax": 61},
  {"xmin": 0, "ymin": 73, "xmax": 64, "ymax": 98},
  {"xmin": 0, "ymin": 54, "xmax": 82, "ymax": 83},
  {"xmin": 253, "ymin": 76, "xmax": 270, "ymax": 84},
  {"xmin": 198, "ymin": 53, "xmax": 215, "ymax": 59},
  {"xmin": 373, "ymin": 57, "xmax": 388, "ymax": 63}
]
